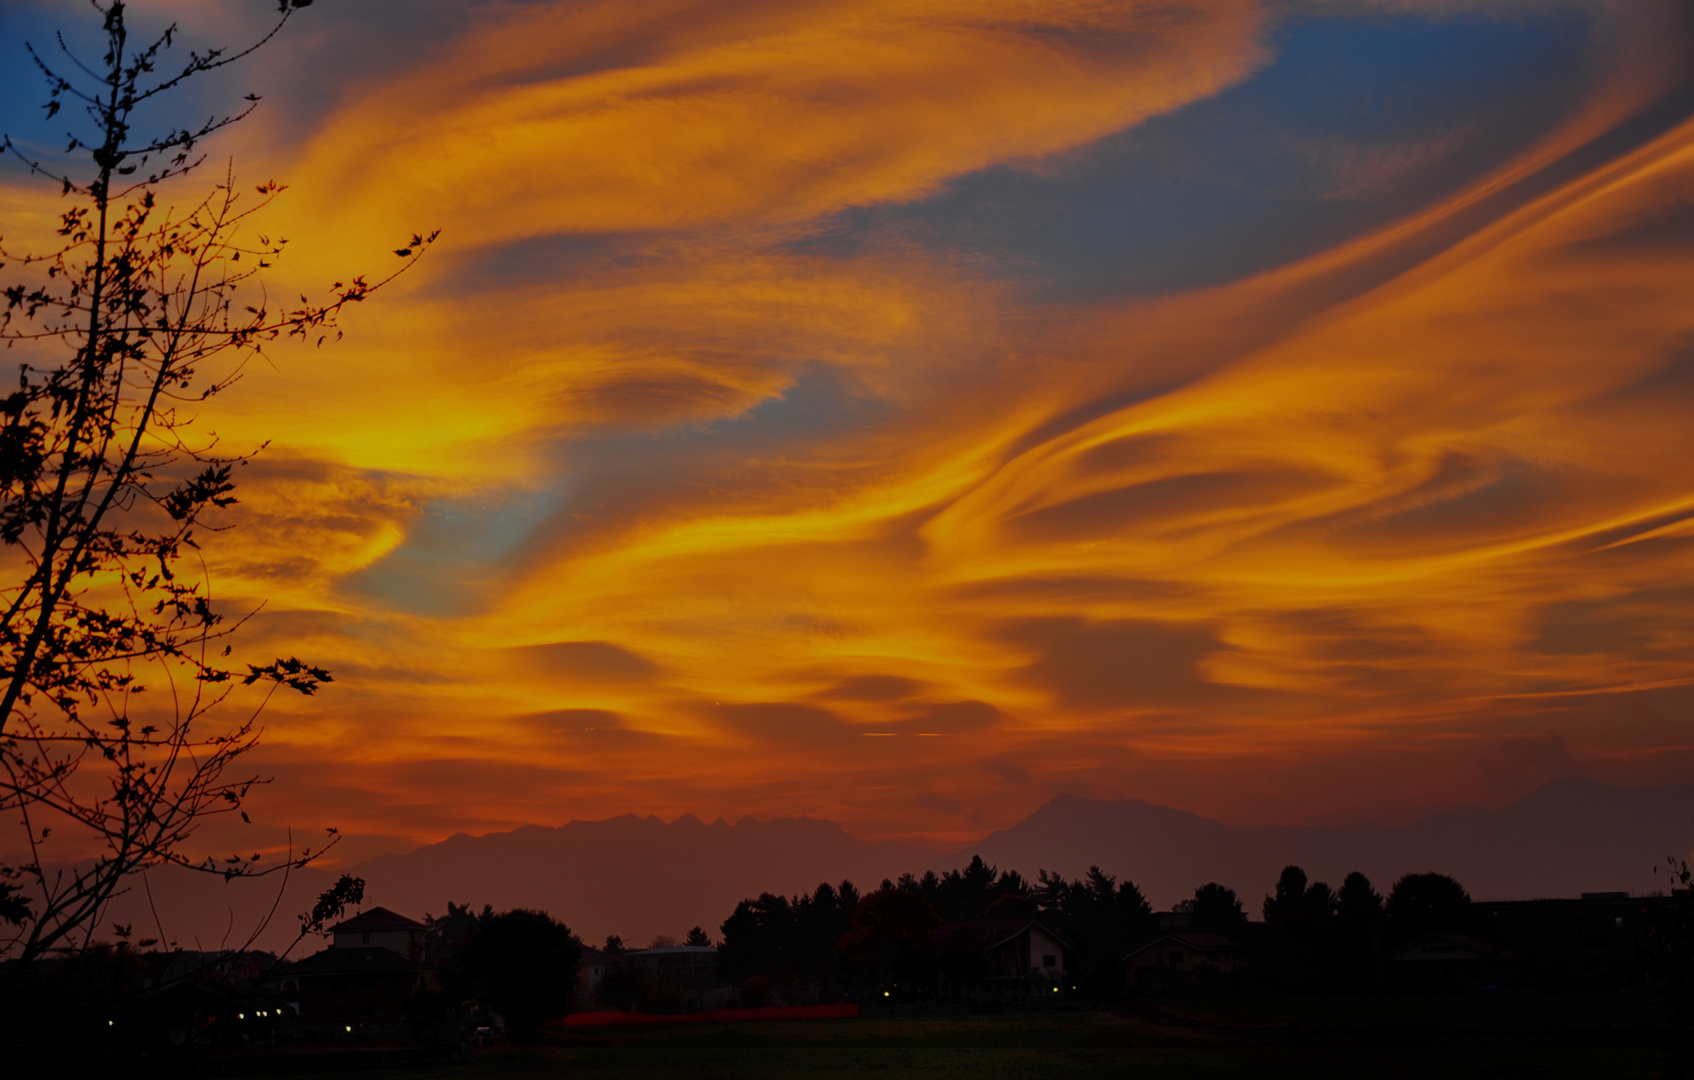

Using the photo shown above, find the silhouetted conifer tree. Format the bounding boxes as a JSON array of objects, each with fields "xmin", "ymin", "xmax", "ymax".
[
  {"xmin": 1183, "ymin": 882, "xmax": 1249, "ymax": 937},
  {"xmin": 717, "ymin": 880, "xmax": 860, "ymax": 1002},
  {"xmin": 1385, "ymin": 872, "xmax": 1479, "ymax": 948},
  {"xmin": 900, "ymin": 857, "xmax": 1032, "ymax": 923},
  {"xmin": 1034, "ymin": 865, "xmax": 1154, "ymax": 1002},
  {"xmin": 1262, "ymin": 865, "xmax": 1339, "ymax": 987},
  {"xmin": 1332, "ymin": 871, "xmax": 1384, "ymax": 980},
  {"xmin": 839, "ymin": 884, "xmax": 942, "ymax": 999}
]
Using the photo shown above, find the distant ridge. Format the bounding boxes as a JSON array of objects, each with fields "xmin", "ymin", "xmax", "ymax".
[
  {"xmin": 346, "ymin": 812, "xmax": 934, "ymax": 943},
  {"xmin": 101, "ymin": 778, "xmax": 1694, "ymax": 956},
  {"xmin": 934, "ymin": 777, "xmax": 1694, "ymax": 908},
  {"xmin": 104, "ymin": 813, "xmax": 934, "ymax": 953}
]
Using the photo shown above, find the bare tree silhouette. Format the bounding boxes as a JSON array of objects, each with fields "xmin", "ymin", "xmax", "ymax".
[{"xmin": 0, "ymin": 0, "xmax": 434, "ymax": 973}]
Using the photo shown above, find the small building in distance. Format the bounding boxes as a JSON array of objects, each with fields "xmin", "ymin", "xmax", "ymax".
[
  {"xmin": 1478, "ymin": 893, "xmax": 1664, "ymax": 989},
  {"xmin": 329, "ymin": 906, "xmax": 427, "ymax": 964},
  {"xmin": 578, "ymin": 945, "xmax": 615, "ymax": 1003},
  {"xmin": 282, "ymin": 946, "xmax": 424, "ymax": 1030},
  {"xmin": 620, "ymin": 944, "xmax": 721, "ymax": 1011},
  {"xmin": 279, "ymin": 906, "xmax": 427, "ymax": 1035},
  {"xmin": 1387, "ymin": 932, "xmax": 1516, "ymax": 989},
  {"xmin": 934, "ymin": 918, "xmax": 1070, "ymax": 1002},
  {"xmin": 1125, "ymin": 932, "xmax": 1243, "ymax": 986}
]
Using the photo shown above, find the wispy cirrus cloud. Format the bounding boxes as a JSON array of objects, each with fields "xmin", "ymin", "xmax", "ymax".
[{"xmin": 6, "ymin": 0, "xmax": 1693, "ymax": 858}]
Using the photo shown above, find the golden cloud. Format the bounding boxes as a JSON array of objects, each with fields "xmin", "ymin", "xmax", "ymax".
[{"xmin": 9, "ymin": 0, "xmax": 1694, "ymax": 851}]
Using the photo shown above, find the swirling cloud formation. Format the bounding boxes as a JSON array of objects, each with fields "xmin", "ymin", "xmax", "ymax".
[{"xmin": 4, "ymin": 0, "xmax": 1692, "ymax": 859}]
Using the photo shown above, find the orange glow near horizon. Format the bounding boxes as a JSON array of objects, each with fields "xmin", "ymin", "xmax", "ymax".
[{"xmin": 5, "ymin": 0, "xmax": 1694, "ymax": 865}]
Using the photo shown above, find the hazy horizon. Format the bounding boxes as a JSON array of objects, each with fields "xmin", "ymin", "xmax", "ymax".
[
  {"xmin": 92, "ymin": 774, "xmax": 1691, "ymax": 953},
  {"xmin": 327, "ymin": 774, "xmax": 1687, "ymax": 867}
]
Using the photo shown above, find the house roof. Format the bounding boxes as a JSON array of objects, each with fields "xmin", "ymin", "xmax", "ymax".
[
  {"xmin": 936, "ymin": 918, "xmax": 1069, "ymax": 952},
  {"xmin": 1124, "ymin": 932, "xmax": 1240, "ymax": 961},
  {"xmin": 283, "ymin": 946, "xmax": 420, "ymax": 976},
  {"xmin": 1387, "ymin": 932, "xmax": 1514, "ymax": 963},
  {"xmin": 1163, "ymin": 932, "xmax": 1239, "ymax": 950},
  {"xmin": 327, "ymin": 906, "xmax": 425, "ymax": 934}
]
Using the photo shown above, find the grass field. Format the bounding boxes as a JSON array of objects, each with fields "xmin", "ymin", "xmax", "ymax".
[{"xmin": 274, "ymin": 992, "xmax": 1685, "ymax": 1080}]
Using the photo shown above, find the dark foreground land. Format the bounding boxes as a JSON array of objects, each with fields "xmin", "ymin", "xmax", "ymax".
[{"xmin": 264, "ymin": 992, "xmax": 1686, "ymax": 1080}]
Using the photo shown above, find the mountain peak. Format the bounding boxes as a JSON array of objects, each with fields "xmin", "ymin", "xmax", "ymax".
[
  {"xmin": 936, "ymin": 778, "xmax": 1694, "ymax": 908},
  {"xmin": 101, "ymin": 778, "xmax": 1694, "ymax": 959}
]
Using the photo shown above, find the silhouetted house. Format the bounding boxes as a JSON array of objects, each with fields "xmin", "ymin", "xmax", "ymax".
[
  {"xmin": 621, "ymin": 945, "xmax": 720, "ymax": 1010},
  {"xmin": 281, "ymin": 946, "xmax": 423, "ymax": 1031},
  {"xmin": 11, "ymin": 947, "xmax": 280, "ymax": 1048},
  {"xmin": 1478, "ymin": 894, "xmax": 1666, "ymax": 989},
  {"xmin": 578, "ymin": 945, "xmax": 614, "ymax": 1002},
  {"xmin": 934, "ymin": 918, "xmax": 1069, "ymax": 1001},
  {"xmin": 278, "ymin": 906, "xmax": 428, "ymax": 1033},
  {"xmin": 1156, "ymin": 910, "xmax": 1192, "ymax": 932},
  {"xmin": 329, "ymin": 906, "xmax": 427, "ymax": 964},
  {"xmin": 1387, "ymin": 932, "xmax": 1515, "ymax": 989},
  {"xmin": 1125, "ymin": 932, "xmax": 1242, "ymax": 986},
  {"xmin": 116, "ymin": 977, "xmax": 259, "ymax": 1049}
]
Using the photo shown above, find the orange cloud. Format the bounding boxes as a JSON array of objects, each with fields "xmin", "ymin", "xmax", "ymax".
[
  {"xmin": 10, "ymin": 0, "xmax": 1694, "ymax": 858},
  {"xmin": 258, "ymin": 0, "xmax": 1268, "ymax": 265}
]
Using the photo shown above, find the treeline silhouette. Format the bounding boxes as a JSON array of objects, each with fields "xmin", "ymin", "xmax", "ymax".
[
  {"xmin": 3, "ymin": 856, "xmax": 1683, "ymax": 1062},
  {"xmin": 705, "ymin": 858, "xmax": 1493, "ymax": 1004}
]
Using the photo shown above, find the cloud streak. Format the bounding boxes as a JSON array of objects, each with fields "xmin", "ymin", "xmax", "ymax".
[{"xmin": 6, "ymin": 0, "xmax": 1693, "ymax": 858}]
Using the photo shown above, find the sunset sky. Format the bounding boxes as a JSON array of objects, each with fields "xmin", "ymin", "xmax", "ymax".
[{"xmin": 5, "ymin": 0, "xmax": 1694, "ymax": 865}]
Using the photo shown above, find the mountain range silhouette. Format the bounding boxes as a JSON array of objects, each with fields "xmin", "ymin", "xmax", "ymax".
[
  {"xmin": 934, "ymin": 776, "xmax": 1694, "ymax": 907},
  {"xmin": 102, "ymin": 777, "xmax": 1694, "ymax": 955}
]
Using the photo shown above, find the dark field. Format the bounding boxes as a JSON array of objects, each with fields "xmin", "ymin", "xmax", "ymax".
[{"xmin": 275, "ymin": 992, "xmax": 1685, "ymax": 1080}]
